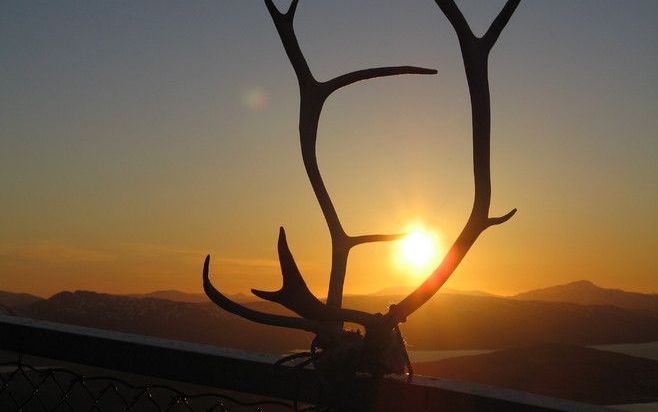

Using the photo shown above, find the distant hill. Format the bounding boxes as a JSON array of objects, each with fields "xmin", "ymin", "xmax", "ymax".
[
  {"xmin": 126, "ymin": 290, "xmax": 208, "ymax": 303},
  {"xmin": 126, "ymin": 290, "xmax": 254, "ymax": 303},
  {"xmin": 413, "ymin": 344, "xmax": 658, "ymax": 405},
  {"xmin": 513, "ymin": 280, "xmax": 658, "ymax": 316},
  {"xmin": 15, "ymin": 289, "xmax": 658, "ymax": 355},
  {"xmin": 440, "ymin": 288, "xmax": 495, "ymax": 297},
  {"xmin": 371, "ymin": 286, "xmax": 493, "ymax": 298},
  {"xmin": 0, "ymin": 290, "xmax": 42, "ymax": 308},
  {"xmin": 24, "ymin": 291, "xmax": 310, "ymax": 354},
  {"xmin": 368, "ymin": 286, "xmax": 415, "ymax": 297},
  {"xmin": 345, "ymin": 293, "xmax": 658, "ymax": 350}
]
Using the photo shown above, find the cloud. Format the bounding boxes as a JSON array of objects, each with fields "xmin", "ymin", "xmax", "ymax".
[
  {"xmin": 0, "ymin": 241, "xmax": 114, "ymax": 264},
  {"xmin": 119, "ymin": 242, "xmax": 204, "ymax": 258},
  {"xmin": 0, "ymin": 240, "xmax": 281, "ymax": 276},
  {"xmin": 218, "ymin": 257, "xmax": 279, "ymax": 269},
  {"xmin": 119, "ymin": 242, "xmax": 279, "ymax": 269}
]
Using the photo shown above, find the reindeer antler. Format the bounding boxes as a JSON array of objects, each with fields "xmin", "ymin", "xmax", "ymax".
[
  {"xmin": 204, "ymin": 2, "xmax": 522, "ymax": 375},
  {"xmin": 205, "ymin": 0, "xmax": 437, "ymax": 334},
  {"xmin": 386, "ymin": 0, "xmax": 521, "ymax": 325}
]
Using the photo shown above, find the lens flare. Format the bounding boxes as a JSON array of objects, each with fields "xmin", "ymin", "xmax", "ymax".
[{"xmin": 241, "ymin": 88, "xmax": 269, "ymax": 111}]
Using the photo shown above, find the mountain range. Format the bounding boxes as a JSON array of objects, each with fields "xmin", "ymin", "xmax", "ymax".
[
  {"xmin": 0, "ymin": 290, "xmax": 41, "ymax": 308},
  {"xmin": 513, "ymin": 280, "xmax": 658, "ymax": 315},
  {"xmin": 1, "ymin": 280, "xmax": 657, "ymax": 353}
]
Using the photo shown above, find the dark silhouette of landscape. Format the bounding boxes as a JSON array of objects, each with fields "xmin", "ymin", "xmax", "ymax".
[
  {"xmin": 0, "ymin": 290, "xmax": 42, "ymax": 307},
  {"xmin": 413, "ymin": 344, "xmax": 658, "ymax": 405},
  {"xmin": 127, "ymin": 290, "xmax": 255, "ymax": 304},
  {"xmin": 3, "ymin": 280, "xmax": 658, "ymax": 352},
  {"xmin": 3, "ymin": 280, "xmax": 658, "ymax": 405}
]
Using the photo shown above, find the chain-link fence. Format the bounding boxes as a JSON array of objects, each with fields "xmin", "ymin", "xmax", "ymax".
[{"xmin": 0, "ymin": 354, "xmax": 313, "ymax": 411}]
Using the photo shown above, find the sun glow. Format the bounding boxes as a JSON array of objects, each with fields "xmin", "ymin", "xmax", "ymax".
[{"xmin": 396, "ymin": 225, "xmax": 442, "ymax": 277}]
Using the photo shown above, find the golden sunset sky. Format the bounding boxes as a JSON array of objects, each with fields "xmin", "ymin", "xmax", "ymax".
[{"xmin": 1, "ymin": 1, "xmax": 656, "ymax": 297}]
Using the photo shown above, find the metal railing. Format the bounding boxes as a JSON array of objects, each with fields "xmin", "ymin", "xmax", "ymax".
[{"xmin": 0, "ymin": 314, "xmax": 613, "ymax": 412}]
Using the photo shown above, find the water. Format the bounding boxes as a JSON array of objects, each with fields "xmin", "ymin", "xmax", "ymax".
[
  {"xmin": 407, "ymin": 341, "xmax": 658, "ymax": 363},
  {"xmin": 592, "ymin": 341, "xmax": 658, "ymax": 361},
  {"xmin": 612, "ymin": 403, "xmax": 658, "ymax": 412},
  {"xmin": 407, "ymin": 349, "xmax": 492, "ymax": 363}
]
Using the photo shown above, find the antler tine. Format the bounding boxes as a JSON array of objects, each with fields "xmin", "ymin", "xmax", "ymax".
[
  {"xmin": 203, "ymin": 255, "xmax": 321, "ymax": 333},
  {"xmin": 322, "ymin": 66, "xmax": 437, "ymax": 97},
  {"xmin": 251, "ymin": 227, "xmax": 328, "ymax": 320},
  {"xmin": 264, "ymin": 0, "xmax": 313, "ymax": 85},
  {"xmin": 252, "ymin": 228, "xmax": 378, "ymax": 327},
  {"xmin": 481, "ymin": 0, "xmax": 521, "ymax": 51},
  {"xmin": 387, "ymin": 0, "xmax": 520, "ymax": 326}
]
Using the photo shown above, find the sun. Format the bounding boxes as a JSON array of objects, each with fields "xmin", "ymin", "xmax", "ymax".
[{"xmin": 396, "ymin": 225, "xmax": 442, "ymax": 277}]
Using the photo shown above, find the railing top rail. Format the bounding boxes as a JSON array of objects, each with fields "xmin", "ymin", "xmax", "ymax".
[{"xmin": 0, "ymin": 314, "xmax": 614, "ymax": 412}]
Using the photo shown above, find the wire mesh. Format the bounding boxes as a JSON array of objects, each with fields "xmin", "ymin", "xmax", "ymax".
[{"xmin": 0, "ymin": 355, "xmax": 313, "ymax": 412}]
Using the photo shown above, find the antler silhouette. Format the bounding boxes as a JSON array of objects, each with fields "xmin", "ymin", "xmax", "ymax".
[
  {"xmin": 386, "ymin": 0, "xmax": 521, "ymax": 325},
  {"xmin": 204, "ymin": 1, "xmax": 522, "ymax": 379},
  {"xmin": 204, "ymin": 0, "xmax": 437, "ymax": 334}
]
